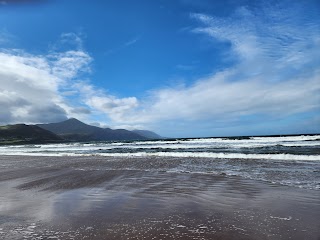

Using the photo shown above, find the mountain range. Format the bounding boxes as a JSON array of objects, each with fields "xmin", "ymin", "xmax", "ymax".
[{"xmin": 0, "ymin": 118, "xmax": 162, "ymax": 145}]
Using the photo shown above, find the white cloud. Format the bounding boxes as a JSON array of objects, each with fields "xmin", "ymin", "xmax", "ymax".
[
  {"xmin": 49, "ymin": 50, "xmax": 92, "ymax": 79},
  {"xmin": 0, "ymin": 34, "xmax": 92, "ymax": 125},
  {"xmin": 108, "ymin": 70, "xmax": 319, "ymax": 125},
  {"xmin": 74, "ymin": 82, "xmax": 139, "ymax": 123},
  {"xmin": 87, "ymin": 95, "xmax": 138, "ymax": 116}
]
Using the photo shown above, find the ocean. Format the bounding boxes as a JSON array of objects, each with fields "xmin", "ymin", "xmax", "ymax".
[{"xmin": 0, "ymin": 134, "xmax": 319, "ymax": 190}]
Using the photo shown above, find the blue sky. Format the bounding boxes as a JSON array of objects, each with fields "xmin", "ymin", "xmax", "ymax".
[{"xmin": 0, "ymin": 0, "xmax": 319, "ymax": 137}]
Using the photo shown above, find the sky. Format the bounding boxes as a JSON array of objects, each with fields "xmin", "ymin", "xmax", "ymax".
[{"xmin": 0, "ymin": 0, "xmax": 319, "ymax": 137}]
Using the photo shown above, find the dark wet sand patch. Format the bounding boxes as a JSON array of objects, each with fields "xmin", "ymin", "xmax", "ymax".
[{"xmin": 0, "ymin": 155, "xmax": 319, "ymax": 240}]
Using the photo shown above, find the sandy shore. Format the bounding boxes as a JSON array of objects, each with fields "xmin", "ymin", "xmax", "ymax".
[{"xmin": 0, "ymin": 155, "xmax": 319, "ymax": 240}]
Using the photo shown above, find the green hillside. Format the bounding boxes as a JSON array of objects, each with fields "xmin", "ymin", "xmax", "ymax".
[{"xmin": 0, "ymin": 124, "xmax": 63, "ymax": 145}]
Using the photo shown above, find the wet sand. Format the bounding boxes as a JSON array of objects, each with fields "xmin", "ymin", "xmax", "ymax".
[{"xmin": 0, "ymin": 155, "xmax": 319, "ymax": 240}]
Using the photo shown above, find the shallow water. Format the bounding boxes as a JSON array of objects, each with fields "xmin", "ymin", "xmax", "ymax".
[
  {"xmin": 0, "ymin": 153, "xmax": 319, "ymax": 190},
  {"xmin": 0, "ymin": 135, "xmax": 319, "ymax": 190},
  {"xmin": 0, "ymin": 155, "xmax": 319, "ymax": 239}
]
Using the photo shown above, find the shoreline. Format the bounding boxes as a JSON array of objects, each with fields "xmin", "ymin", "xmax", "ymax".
[{"xmin": 0, "ymin": 155, "xmax": 319, "ymax": 239}]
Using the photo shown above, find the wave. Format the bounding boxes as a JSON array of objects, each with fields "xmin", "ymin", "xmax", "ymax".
[
  {"xmin": 0, "ymin": 134, "xmax": 319, "ymax": 161},
  {"xmin": 97, "ymin": 152, "xmax": 320, "ymax": 161},
  {"xmin": 1, "ymin": 134, "xmax": 318, "ymax": 150},
  {"xmin": 1, "ymin": 150, "xmax": 319, "ymax": 161},
  {"xmin": 250, "ymin": 135, "xmax": 320, "ymax": 142}
]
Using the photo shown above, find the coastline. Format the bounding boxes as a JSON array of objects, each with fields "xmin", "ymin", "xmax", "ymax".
[{"xmin": 0, "ymin": 155, "xmax": 319, "ymax": 240}]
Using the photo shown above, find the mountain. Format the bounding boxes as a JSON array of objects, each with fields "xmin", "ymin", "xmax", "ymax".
[
  {"xmin": 0, "ymin": 124, "xmax": 63, "ymax": 145},
  {"xmin": 37, "ymin": 118, "xmax": 147, "ymax": 141},
  {"xmin": 132, "ymin": 130, "xmax": 163, "ymax": 139},
  {"xmin": 38, "ymin": 118, "xmax": 98, "ymax": 135}
]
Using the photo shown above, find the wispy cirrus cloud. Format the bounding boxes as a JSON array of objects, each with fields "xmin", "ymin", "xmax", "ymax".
[
  {"xmin": 104, "ymin": 36, "xmax": 140, "ymax": 55},
  {"xmin": 0, "ymin": 28, "xmax": 16, "ymax": 45},
  {"xmin": 123, "ymin": 36, "xmax": 140, "ymax": 47},
  {"xmin": 190, "ymin": 4, "xmax": 320, "ymax": 75}
]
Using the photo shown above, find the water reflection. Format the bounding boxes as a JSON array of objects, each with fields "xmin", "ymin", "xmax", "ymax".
[{"xmin": 0, "ymin": 159, "xmax": 319, "ymax": 239}]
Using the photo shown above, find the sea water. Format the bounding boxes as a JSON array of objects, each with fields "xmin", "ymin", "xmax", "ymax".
[{"xmin": 0, "ymin": 134, "xmax": 319, "ymax": 190}]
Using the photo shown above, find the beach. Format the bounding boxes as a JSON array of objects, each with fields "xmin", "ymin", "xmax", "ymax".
[
  {"xmin": 0, "ymin": 155, "xmax": 319, "ymax": 240},
  {"xmin": 1, "ymin": 1, "xmax": 319, "ymax": 239}
]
